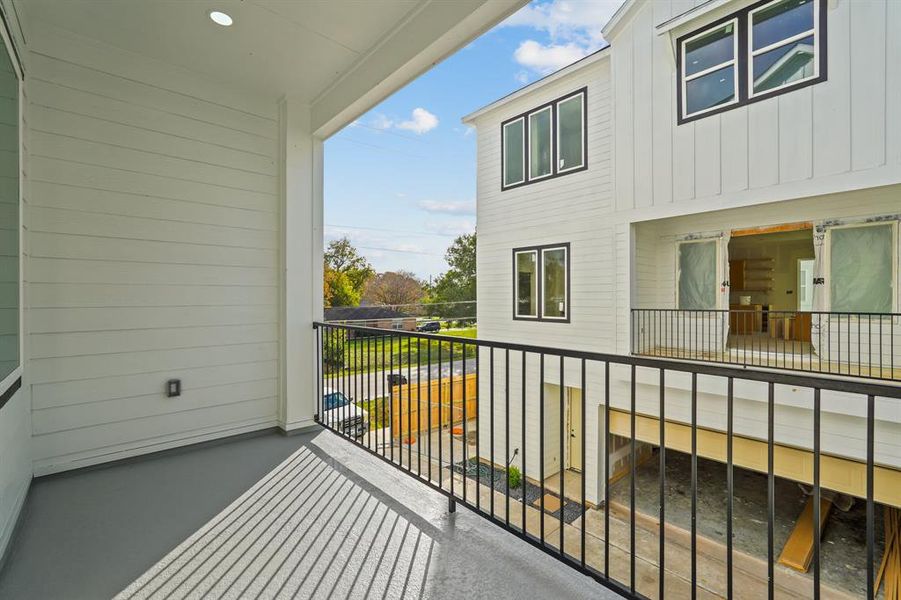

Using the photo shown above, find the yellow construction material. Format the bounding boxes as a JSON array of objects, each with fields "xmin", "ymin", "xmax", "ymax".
[
  {"xmin": 876, "ymin": 506, "xmax": 900, "ymax": 600},
  {"xmin": 777, "ymin": 497, "xmax": 832, "ymax": 572},
  {"xmin": 608, "ymin": 409, "xmax": 901, "ymax": 509}
]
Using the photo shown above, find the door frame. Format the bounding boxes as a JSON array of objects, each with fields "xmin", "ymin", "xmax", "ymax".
[{"xmin": 566, "ymin": 388, "xmax": 582, "ymax": 472}]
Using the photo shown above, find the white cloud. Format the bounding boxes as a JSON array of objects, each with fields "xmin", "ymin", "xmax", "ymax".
[
  {"xmin": 515, "ymin": 70, "xmax": 531, "ymax": 84},
  {"xmin": 514, "ymin": 40, "xmax": 590, "ymax": 75},
  {"xmin": 425, "ymin": 219, "xmax": 476, "ymax": 236},
  {"xmin": 397, "ymin": 108, "xmax": 439, "ymax": 134},
  {"xmin": 417, "ymin": 199, "xmax": 476, "ymax": 215},
  {"xmin": 503, "ymin": 0, "xmax": 623, "ymax": 75},
  {"xmin": 371, "ymin": 114, "xmax": 394, "ymax": 130}
]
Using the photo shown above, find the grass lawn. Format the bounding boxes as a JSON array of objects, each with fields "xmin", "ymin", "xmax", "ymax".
[
  {"xmin": 355, "ymin": 396, "xmax": 388, "ymax": 430},
  {"xmin": 331, "ymin": 326, "xmax": 477, "ymax": 375}
]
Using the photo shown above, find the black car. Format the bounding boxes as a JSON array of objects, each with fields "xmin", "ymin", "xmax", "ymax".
[
  {"xmin": 416, "ymin": 320, "xmax": 441, "ymax": 332},
  {"xmin": 386, "ymin": 373, "xmax": 408, "ymax": 386}
]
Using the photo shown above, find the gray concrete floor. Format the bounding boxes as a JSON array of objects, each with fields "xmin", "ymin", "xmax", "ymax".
[{"xmin": 0, "ymin": 428, "xmax": 622, "ymax": 600}]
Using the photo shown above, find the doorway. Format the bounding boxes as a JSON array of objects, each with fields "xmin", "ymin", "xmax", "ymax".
[{"xmin": 567, "ymin": 388, "xmax": 582, "ymax": 472}]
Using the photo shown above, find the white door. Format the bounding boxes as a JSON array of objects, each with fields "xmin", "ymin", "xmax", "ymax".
[
  {"xmin": 568, "ymin": 388, "xmax": 582, "ymax": 472},
  {"xmin": 798, "ymin": 259, "xmax": 814, "ymax": 311}
]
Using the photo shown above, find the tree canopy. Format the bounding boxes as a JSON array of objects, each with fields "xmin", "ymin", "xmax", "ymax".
[
  {"xmin": 427, "ymin": 232, "xmax": 476, "ymax": 319},
  {"xmin": 323, "ymin": 237, "xmax": 374, "ymax": 307},
  {"xmin": 362, "ymin": 271, "xmax": 424, "ymax": 307}
]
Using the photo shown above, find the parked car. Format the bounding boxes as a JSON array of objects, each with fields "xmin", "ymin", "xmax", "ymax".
[
  {"xmin": 417, "ymin": 320, "xmax": 441, "ymax": 332},
  {"xmin": 386, "ymin": 373, "xmax": 408, "ymax": 386},
  {"xmin": 321, "ymin": 387, "xmax": 368, "ymax": 438}
]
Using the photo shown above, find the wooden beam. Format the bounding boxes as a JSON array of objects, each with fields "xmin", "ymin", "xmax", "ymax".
[
  {"xmin": 730, "ymin": 221, "xmax": 813, "ymax": 237},
  {"xmin": 778, "ymin": 497, "xmax": 832, "ymax": 572},
  {"xmin": 608, "ymin": 409, "xmax": 901, "ymax": 508}
]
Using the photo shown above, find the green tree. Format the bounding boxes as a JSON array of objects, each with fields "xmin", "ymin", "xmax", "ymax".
[
  {"xmin": 428, "ymin": 232, "xmax": 476, "ymax": 320},
  {"xmin": 323, "ymin": 237, "xmax": 374, "ymax": 307}
]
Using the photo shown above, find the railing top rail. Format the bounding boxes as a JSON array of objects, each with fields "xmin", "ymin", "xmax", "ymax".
[
  {"xmin": 313, "ymin": 321, "xmax": 901, "ymax": 398},
  {"xmin": 630, "ymin": 308, "xmax": 901, "ymax": 317}
]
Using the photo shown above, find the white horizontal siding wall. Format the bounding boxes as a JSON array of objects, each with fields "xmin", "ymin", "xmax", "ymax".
[
  {"xmin": 473, "ymin": 59, "xmax": 613, "ymax": 504},
  {"xmin": 24, "ymin": 25, "xmax": 280, "ymax": 475},
  {"xmin": 610, "ymin": 0, "xmax": 901, "ymax": 216}
]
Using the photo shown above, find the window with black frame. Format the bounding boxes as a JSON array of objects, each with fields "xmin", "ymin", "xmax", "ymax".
[
  {"xmin": 0, "ymin": 27, "xmax": 19, "ymax": 395},
  {"xmin": 501, "ymin": 89, "xmax": 586, "ymax": 190},
  {"xmin": 678, "ymin": 0, "xmax": 825, "ymax": 123},
  {"xmin": 513, "ymin": 244, "xmax": 569, "ymax": 322}
]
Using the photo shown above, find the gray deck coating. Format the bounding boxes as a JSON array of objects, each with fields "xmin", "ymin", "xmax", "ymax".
[{"xmin": 0, "ymin": 428, "xmax": 622, "ymax": 599}]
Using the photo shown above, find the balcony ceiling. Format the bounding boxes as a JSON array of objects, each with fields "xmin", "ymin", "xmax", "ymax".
[{"xmin": 12, "ymin": 0, "xmax": 525, "ymax": 133}]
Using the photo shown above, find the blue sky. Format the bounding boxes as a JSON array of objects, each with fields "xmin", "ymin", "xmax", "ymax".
[{"xmin": 323, "ymin": 0, "xmax": 623, "ymax": 281}]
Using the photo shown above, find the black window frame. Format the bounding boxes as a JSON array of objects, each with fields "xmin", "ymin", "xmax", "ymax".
[
  {"xmin": 512, "ymin": 242, "xmax": 571, "ymax": 323},
  {"xmin": 500, "ymin": 88, "xmax": 588, "ymax": 191},
  {"xmin": 676, "ymin": 0, "xmax": 827, "ymax": 125}
]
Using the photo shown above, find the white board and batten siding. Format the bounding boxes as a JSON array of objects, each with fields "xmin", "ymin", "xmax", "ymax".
[
  {"xmin": 25, "ymin": 25, "xmax": 280, "ymax": 475},
  {"xmin": 608, "ymin": 0, "xmax": 901, "ymax": 218}
]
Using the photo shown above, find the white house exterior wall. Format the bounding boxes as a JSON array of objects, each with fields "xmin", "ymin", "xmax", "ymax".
[{"xmin": 24, "ymin": 26, "xmax": 281, "ymax": 475}]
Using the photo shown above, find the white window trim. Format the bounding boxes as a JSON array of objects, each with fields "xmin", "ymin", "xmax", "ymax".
[
  {"xmin": 680, "ymin": 18, "xmax": 740, "ymax": 120},
  {"xmin": 541, "ymin": 246, "xmax": 568, "ymax": 320},
  {"xmin": 556, "ymin": 93, "xmax": 585, "ymax": 174},
  {"xmin": 823, "ymin": 220, "xmax": 898, "ymax": 315},
  {"xmin": 675, "ymin": 239, "xmax": 720, "ymax": 310},
  {"xmin": 502, "ymin": 117, "xmax": 525, "ymax": 187},
  {"xmin": 748, "ymin": 0, "xmax": 819, "ymax": 99},
  {"xmin": 527, "ymin": 106, "xmax": 553, "ymax": 182},
  {"xmin": 0, "ymin": 17, "xmax": 23, "ymax": 396},
  {"xmin": 514, "ymin": 249, "xmax": 539, "ymax": 319}
]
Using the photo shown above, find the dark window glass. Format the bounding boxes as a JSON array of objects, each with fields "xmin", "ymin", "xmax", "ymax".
[
  {"xmin": 753, "ymin": 34, "xmax": 816, "ymax": 92},
  {"xmin": 557, "ymin": 95, "xmax": 583, "ymax": 171},
  {"xmin": 684, "ymin": 24, "xmax": 734, "ymax": 77},
  {"xmin": 503, "ymin": 119, "xmax": 524, "ymax": 186},
  {"xmin": 752, "ymin": 0, "xmax": 814, "ymax": 51},
  {"xmin": 686, "ymin": 65, "xmax": 735, "ymax": 115},
  {"xmin": 529, "ymin": 108, "xmax": 552, "ymax": 179},
  {"xmin": 324, "ymin": 392, "xmax": 350, "ymax": 411},
  {"xmin": 542, "ymin": 248, "xmax": 567, "ymax": 319},
  {"xmin": 0, "ymin": 34, "xmax": 18, "ymax": 382},
  {"xmin": 516, "ymin": 251, "xmax": 537, "ymax": 317}
]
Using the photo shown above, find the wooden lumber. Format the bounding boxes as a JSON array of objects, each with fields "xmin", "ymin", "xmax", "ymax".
[{"xmin": 777, "ymin": 496, "xmax": 832, "ymax": 572}]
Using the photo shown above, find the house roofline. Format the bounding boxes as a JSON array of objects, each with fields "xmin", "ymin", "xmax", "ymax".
[{"xmin": 461, "ymin": 45, "xmax": 610, "ymax": 124}]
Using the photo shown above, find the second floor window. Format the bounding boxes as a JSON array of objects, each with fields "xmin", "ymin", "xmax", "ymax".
[
  {"xmin": 514, "ymin": 244, "xmax": 570, "ymax": 321},
  {"xmin": 678, "ymin": 0, "xmax": 825, "ymax": 123},
  {"xmin": 502, "ymin": 89, "xmax": 586, "ymax": 190}
]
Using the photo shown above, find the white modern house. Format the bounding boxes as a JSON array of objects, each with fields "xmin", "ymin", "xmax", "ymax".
[{"xmin": 465, "ymin": 0, "xmax": 900, "ymax": 595}]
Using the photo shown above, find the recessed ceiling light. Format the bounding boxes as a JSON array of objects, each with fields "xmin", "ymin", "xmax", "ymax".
[{"xmin": 209, "ymin": 10, "xmax": 233, "ymax": 27}]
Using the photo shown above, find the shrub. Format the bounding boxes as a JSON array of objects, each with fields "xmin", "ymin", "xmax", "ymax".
[{"xmin": 507, "ymin": 466, "xmax": 522, "ymax": 489}]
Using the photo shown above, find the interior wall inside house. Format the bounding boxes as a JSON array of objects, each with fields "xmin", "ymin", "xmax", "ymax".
[{"xmin": 728, "ymin": 230, "xmax": 815, "ymax": 310}]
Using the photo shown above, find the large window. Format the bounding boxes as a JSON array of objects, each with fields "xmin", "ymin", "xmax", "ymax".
[
  {"xmin": 501, "ymin": 89, "xmax": 586, "ymax": 190},
  {"xmin": 677, "ymin": 240, "xmax": 717, "ymax": 310},
  {"xmin": 0, "ymin": 23, "xmax": 20, "ymax": 398},
  {"xmin": 830, "ymin": 224, "xmax": 895, "ymax": 314},
  {"xmin": 513, "ymin": 244, "xmax": 570, "ymax": 322},
  {"xmin": 677, "ymin": 0, "xmax": 825, "ymax": 123}
]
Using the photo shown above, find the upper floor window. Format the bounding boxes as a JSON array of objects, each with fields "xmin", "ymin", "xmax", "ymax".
[
  {"xmin": 513, "ymin": 243, "xmax": 570, "ymax": 322},
  {"xmin": 677, "ymin": 0, "xmax": 825, "ymax": 123},
  {"xmin": 502, "ymin": 89, "xmax": 586, "ymax": 190}
]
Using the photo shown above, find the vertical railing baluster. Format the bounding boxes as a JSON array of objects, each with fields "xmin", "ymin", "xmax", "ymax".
[
  {"xmin": 767, "ymin": 381, "xmax": 775, "ymax": 600},
  {"xmin": 866, "ymin": 394, "xmax": 875, "ymax": 600},
  {"xmin": 813, "ymin": 388, "xmax": 821, "ymax": 600},
  {"xmin": 428, "ymin": 339, "xmax": 432, "ymax": 483},
  {"xmin": 691, "ymin": 372, "xmax": 698, "ymax": 600},
  {"xmin": 522, "ymin": 350, "xmax": 527, "ymax": 534},
  {"xmin": 581, "ymin": 358, "xmax": 587, "ymax": 570},
  {"xmin": 659, "ymin": 367, "xmax": 666, "ymax": 600},
  {"xmin": 604, "ymin": 361, "xmax": 610, "ymax": 580},
  {"xmin": 540, "ymin": 353, "xmax": 545, "ymax": 544},
  {"xmin": 630, "ymin": 364, "xmax": 637, "ymax": 594},
  {"xmin": 559, "ymin": 354, "xmax": 565, "ymax": 556},
  {"xmin": 417, "ymin": 336, "xmax": 422, "ymax": 477},
  {"xmin": 505, "ymin": 349, "xmax": 511, "ymax": 528},
  {"xmin": 727, "ymin": 377, "xmax": 734, "ymax": 600},
  {"xmin": 462, "ymin": 342, "xmax": 468, "ymax": 503},
  {"xmin": 390, "ymin": 333, "xmax": 395, "ymax": 463},
  {"xmin": 476, "ymin": 344, "xmax": 481, "ymax": 513},
  {"xmin": 490, "ymin": 347, "xmax": 495, "ymax": 519},
  {"xmin": 382, "ymin": 333, "xmax": 387, "ymax": 458},
  {"xmin": 449, "ymin": 341, "xmax": 454, "ymax": 496},
  {"xmin": 438, "ymin": 341, "xmax": 443, "ymax": 489},
  {"xmin": 408, "ymin": 337, "xmax": 412, "ymax": 471}
]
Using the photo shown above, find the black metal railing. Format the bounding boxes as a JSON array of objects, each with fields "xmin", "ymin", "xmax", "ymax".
[
  {"xmin": 631, "ymin": 308, "xmax": 901, "ymax": 382},
  {"xmin": 313, "ymin": 321, "xmax": 901, "ymax": 600}
]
